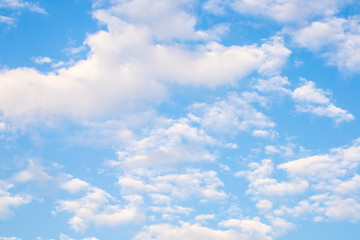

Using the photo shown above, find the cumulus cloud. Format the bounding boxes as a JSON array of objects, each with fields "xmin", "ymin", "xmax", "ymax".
[
  {"xmin": 56, "ymin": 179, "xmax": 144, "ymax": 232},
  {"xmin": 237, "ymin": 159, "xmax": 309, "ymax": 198},
  {"xmin": 60, "ymin": 178, "xmax": 91, "ymax": 194},
  {"xmin": 292, "ymin": 80, "xmax": 354, "ymax": 123},
  {"xmin": 219, "ymin": 217, "xmax": 272, "ymax": 240},
  {"xmin": 189, "ymin": 92, "xmax": 275, "ymax": 135},
  {"xmin": 0, "ymin": 0, "xmax": 290, "ymax": 125},
  {"xmin": 325, "ymin": 197, "xmax": 360, "ymax": 221},
  {"xmin": 293, "ymin": 16, "xmax": 360, "ymax": 72},
  {"xmin": 278, "ymin": 138, "xmax": 360, "ymax": 180},
  {"xmin": 111, "ymin": 118, "xmax": 216, "ymax": 168}
]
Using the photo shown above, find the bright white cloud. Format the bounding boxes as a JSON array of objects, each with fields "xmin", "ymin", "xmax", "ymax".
[
  {"xmin": 134, "ymin": 223, "xmax": 248, "ymax": 240},
  {"xmin": 292, "ymin": 80, "xmax": 330, "ymax": 104},
  {"xmin": 237, "ymin": 159, "xmax": 309, "ymax": 197},
  {"xmin": 0, "ymin": 0, "xmax": 290, "ymax": 125},
  {"xmin": 56, "ymin": 179, "xmax": 144, "ymax": 232},
  {"xmin": 278, "ymin": 138, "xmax": 360, "ymax": 180},
  {"xmin": 293, "ymin": 16, "xmax": 360, "ymax": 72},
  {"xmin": 219, "ymin": 218, "xmax": 272, "ymax": 240},
  {"xmin": 325, "ymin": 197, "xmax": 360, "ymax": 221},
  {"xmin": 60, "ymin": 178, "xmax": 91, "ymax": 194},
  {"xmin": 292, "ymin": 80, "xmax": 354, "ymax": 123}
]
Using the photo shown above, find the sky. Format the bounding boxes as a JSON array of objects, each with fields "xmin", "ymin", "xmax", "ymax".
[{"xmin": 0, "ymin": 0, "xmax": 360, "ymax": 239}]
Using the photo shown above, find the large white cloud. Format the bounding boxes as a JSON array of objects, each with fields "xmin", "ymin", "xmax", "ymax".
[
  {"xmin": 56, "ymin": 177, "xmax": 144, "ymax": 232},
  {"xmin": 293, "ymin": 16, "xmax": 360, "ymax": 72},
  {"xmin": 0, "ymin": 0, "xmax": 290, "ymax": 125}
]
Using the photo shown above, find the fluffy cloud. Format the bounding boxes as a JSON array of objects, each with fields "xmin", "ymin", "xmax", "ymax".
[
  {"xmin": 325, "ymin": 197, "xmax": 360, "ymax": 221},
  {"xmin": 56, "ymin": 178, "xmax": 144, "ymax": 232},
  {"xmin": 60, "ymin": 178, "xmax": 90, "ymax": 194},
  {"xmin": 219, "ymin": 218, "xmax": 272, "ymax": 240},
  {"xmin": 278, "ymin": 138, "xmax": 360, "ymax": 180},
  {"xmin": 134, "ymin": 223, "xmax": 248, "ymax": 240},
  {"xmin": 111, "ymin": 118, "xmax": 216, "ymax": 168},
  {"xmin": 0, "ymin": 182, "xmax": 32, "ymax": 219},
  {"xmin": 118, "ymin": 169, "xmax": 226, "ymax": 202},
  {"xmin": 293, "ymin": 16, "xmax": 360, "ymax": 72},
  {"xmin": 237, "ymin": 159, "xmax": 309, "ymax": 198},
  {"xmin": 292, "ymin": 80, "xmax": 354, "ymax": 123},
  {"xmin": 0, "ymin": 0, "xmax": 290, "ymax": 125},
  {"xmin": 189, "ymin": 92, "xmax": 275, "ymax": 135}
]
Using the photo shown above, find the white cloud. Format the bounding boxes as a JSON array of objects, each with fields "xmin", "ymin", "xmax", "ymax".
[
  {"xmin": 274, "ymin": 200, "xmax": 323, "ymax": 218},
  {"xmin": 12, "ymin": 160, "xmax": 52, "ymax": 183},
  {"xmin": 256, "ymin": 199, "xmax": 273, "ymax": 212},
  {"xmin": 134, "ymin": 223, "xmax": 247, "ymax": 240},
  {"xmin": 32, "ymin": 56, "xmax": 52, "ymax": 65},
  {"xmin": 113, "ymin": 118, "xmax": 216, "ymax": 167},
  {"xmin": 189, "ymin": 92, "xmax": 275, "ymax": 135},
  {"xmin": 292, "ymin": 80, "xmax": 330, "ymax": 104},
  {"xmin": 237, "ymin": 159, "xmax": 309, "ymax": 197},
  {"xmin": 0, "ymin": 0, "xmax": 290, "ymax": 125},
  {"xmin": 0, "ymin": 15, "xmax": 15, "ymax": 25},
  {"xmin": 332, "ymin": 175, "xmax": 360, "ymax": 195},
  {"xmin": 202, "ymin": 0, "xmax": 226, "ymax": 15},
  {"xmin": 325, "ymin": 197, "xmax": 360, "ymax": 221},
  {"xmin": 195, "ymin": 214, "xmax": 216, "ymax": 223},
  {"xmin": 0, "ymin": 0, "xmax": 46, "ymax": 14},
  {"xmin": 254, "ymin": 76, "xmax": 291, "ymax": 94},
  {"xmin": 219, "ymin": 218, "xmax": 272, "ymax": 240},
  {"xmin": 59, "ymin": 234, "xmax": 74, "ymax": 240},
  {"xmin": 118, "ymin": 169, "xmax": 226, "ymax": 201},
  {"xmin": 56, "ymin": 180, "xmax": 144, "ymax": 232},
  {"xmin": 60, "ymin": 178, "xmax": 91, "ymax": 194},
  {"xmin": 293, "ymin": 16, "xmax": 360, "ymax": 72},
  {"xmin": 0, "ymin": 237, "xmax": 22, "ymax": 240},
  {"xmin": 0, "ymin": 182, "xmax": 32, "ymax": 219},
  {"xmin": 292, "ymin": 80, "xmax": 354, "ymax": 123},
  {"xmin": 278, "ymin": 138, "xmax": 360, "ymax": 180},
  {"xmin": 226, "ymin": 0, "xmax": 351, "ymax": 23}
]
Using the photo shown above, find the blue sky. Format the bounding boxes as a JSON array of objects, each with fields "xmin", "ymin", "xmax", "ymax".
[{"xmin": 1, "ymin": 0, "xmax": 360, "ymax": 239}]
